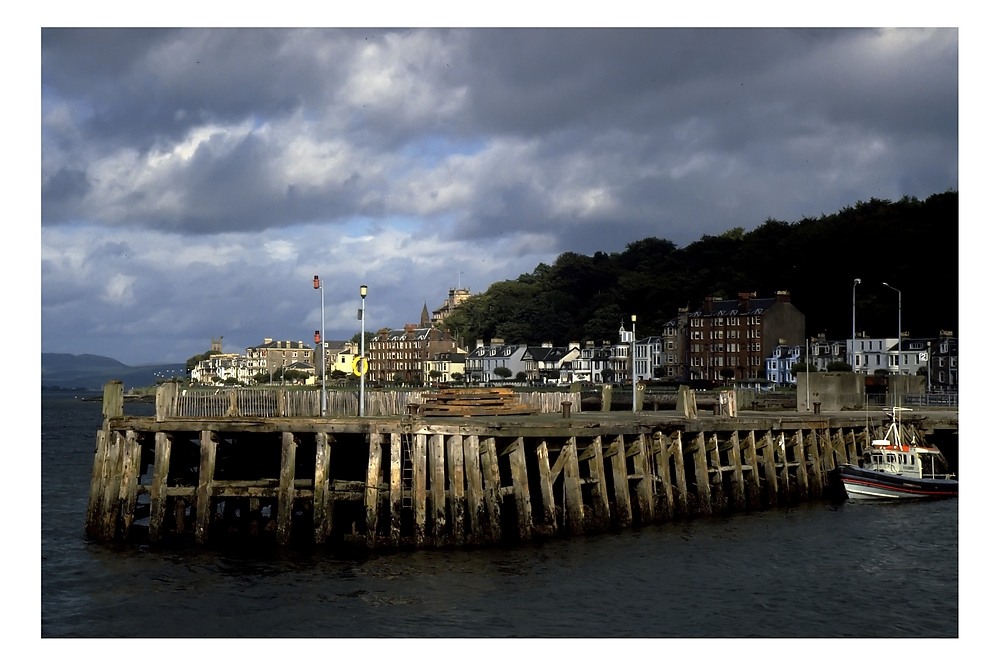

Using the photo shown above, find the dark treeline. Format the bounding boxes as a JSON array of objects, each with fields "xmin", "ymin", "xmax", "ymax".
[{"xmin": 443, "ymin": 191, "xmax": 958, "ymax": 347}]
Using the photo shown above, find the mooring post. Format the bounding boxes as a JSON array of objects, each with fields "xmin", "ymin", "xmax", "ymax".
[{"xmin": 103, "ymin": 381, "xmax": 123, "ymax": 420}]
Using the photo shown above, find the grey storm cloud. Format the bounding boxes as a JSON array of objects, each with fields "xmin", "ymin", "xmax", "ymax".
[{"xmin": 40, "ymin": 26, "xmax": 958, "ymax": 364}]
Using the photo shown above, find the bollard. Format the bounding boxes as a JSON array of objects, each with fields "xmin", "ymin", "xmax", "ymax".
[
  {"xmin": 813, "ymin": 402, "xmax": 821, "ymax": 415},
  {"xmin": 561, "ymin": 401, "xmax": 572, "ymax": 419},
  {"xmin": 407, "ymin": 403, "xmax": 420, "ymax": 415}
]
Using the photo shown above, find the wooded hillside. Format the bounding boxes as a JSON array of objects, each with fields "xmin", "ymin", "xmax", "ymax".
[{"xmin": 443, "ymin": 192, "xmax": 958, "ymax": 346}]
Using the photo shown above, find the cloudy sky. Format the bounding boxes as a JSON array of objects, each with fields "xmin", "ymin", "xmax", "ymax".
[{"xmin": 38, "ymin": 19, "xmax": 961, "ymax": 366}]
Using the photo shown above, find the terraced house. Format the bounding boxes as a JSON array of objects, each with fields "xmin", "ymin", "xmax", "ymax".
[
  {"xmin": 366, "ymin": 324, "xmax": 457, "ymax": 385},
  {"xmin": 663, "ymin": 292, "xmax": 805, "ymax": 383}
]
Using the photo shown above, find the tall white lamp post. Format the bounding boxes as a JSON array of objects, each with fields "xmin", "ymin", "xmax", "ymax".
[
  {"xmin": 883, "ymin": 282, "xmax": 902, "ymax": 375},
  {"xmin": 851, "ymin": 278, "xmax": 860, "ymax": 372},
  {"xmin": 631, "ymin": 314, "xmax": 637, "ymax": 413},
  {"xmin": 313, "ymin": 275, "xmax": 326, "ymax": 416},
  {"xmin": 359, "ymin": 284, "xmax": 367, "ymax": 417}
]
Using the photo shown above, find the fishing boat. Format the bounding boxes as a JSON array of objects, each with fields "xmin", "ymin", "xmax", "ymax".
[{"xmin": 835, "ymin": 407, "xmax": 958, "ymax": 501}]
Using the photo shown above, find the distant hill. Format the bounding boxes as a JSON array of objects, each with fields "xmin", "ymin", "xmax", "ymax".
[{"xmin": 41, "ymin": 353, "xmax": 186, "ymax": 391}]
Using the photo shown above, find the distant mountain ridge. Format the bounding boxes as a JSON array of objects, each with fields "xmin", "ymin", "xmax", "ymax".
[{"xmin": 42, "ymin": 353, "xmax": 185, "ymax": 391}]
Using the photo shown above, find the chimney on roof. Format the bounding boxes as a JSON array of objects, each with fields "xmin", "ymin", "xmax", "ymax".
[
  {"xmin": 492, "ymin": 337, "xmax": 504, "ymax": 346},
  {"xmin": 776, "ymin": 290, "xmax": 791, "ymax": 303},
  {"xmin": 704, "ymin": 296, "xmax": 715, "ymax": 312},
  {"xmin": 739, "ymin": 292, "xmax": 754, "ymax": 309},
  {"xmin": 475, "ymin": 338, "xmax": 484, "ymax": 349}
]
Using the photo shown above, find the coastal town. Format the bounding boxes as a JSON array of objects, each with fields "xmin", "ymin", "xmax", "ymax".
[{"xmin": 190, "ymin": 286, "xmax": 959, "ymax": 393}]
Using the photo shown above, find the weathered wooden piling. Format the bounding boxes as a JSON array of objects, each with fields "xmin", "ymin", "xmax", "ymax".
[{"xmin": 84, "ymin": 381, "xmax": 955, "ymax": 550}]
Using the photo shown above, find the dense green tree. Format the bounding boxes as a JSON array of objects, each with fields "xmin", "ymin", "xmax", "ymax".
[{"xmin": 442, "ymin": 192, "xmax": 957, "ymax": 348}]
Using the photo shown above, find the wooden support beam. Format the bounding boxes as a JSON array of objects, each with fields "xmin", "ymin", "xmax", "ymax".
[
  {"xmin": 806, "ymin": 430, "xmax": 823, "ymax": 499},
  {"xmin": 670, "ymin": 431, "xmax": 688, "ymax": 517},
  {"xmin": 86, "ymin": 429, "xmax": 109, "ymax": 539},
  {"xmin": 365, "ymin": 433, "xmax": 382, "ymax": 548},
  {"xmin": 99, "ymin": 431, "xmax": 124, "ymax": 541},
  {"xmin": 148, "ymin": 432, "xmax": 172, "ymax": 543},
  {"xmin": 480, "ymin": 436, "xmax": 502, "ymax": 544},
  {"xmin": 561, "ymin": 438, "xmax": 586, "ymax": 535},
  {"xmin": 760, "ymin": 431, "xmax": 779, "ymax": 507},
  {"xmin": 119, "ymin": 429, "xmax": 142, "ymax": 539},
  {"xmin": 776, "ymin": 432, "xmax": 791, "ymax": 500},
  {"xmin": 313, "ymin": 432, "xmax": 332, "ymax": 544},
  {"xmin": 463, "ymin": 435, "xmax": 484, "ymax": 544},
  {"xmin": 585, "ymin": 436, "xmax": 611, "ymax": 530},
  {"xmin": 389, "ymin": 433, "xmax": 402, "ymax": 546},
  {"xmin": 535, "ymin": 440, "xmax": 559, "ymax": 535},
  {"xmin": 606, "ymin": 435, "xmax": 632, "ymax": 528},
  {"xmin": 742, "ymin": 431, "xmax": 762, "ymax": 510},
  {"xmin": 430, "ymin": 434, "xmax": 447, "ymax": 546},
  {"xmin": 412, "ymin": 433, "xmax": 428, "ymax": 548},
  {"xmin": 276, "ymin": 431, "xmax": 296, "ymax": 546},
  {"xmin": 794, "ymin": 429, "xmax": 809, "ymax": 500},
  {"xmin": 631, "ymin": 434, "xmax": 654, "ymax": 525},
  {"xmin": 707, "ymin": 433, "xmax": 724, "ymax": 511},
  {"xmin": 692, "ymin": 432, "xmax": 712, "ymax": 516},
  {"xmin": 505, "ymin": 437, "xmax": 534, "ymax": 542},
  {"xmin": 194, "ymin": 431, "xmax": 218, "ymax": 545},
  {"xmin": 447, "ymin": 434, "xmax": 466, "ymax": 545},
  {"xmin": 726, "ymin": 431, "xmax": 746, "ymax": 512}
]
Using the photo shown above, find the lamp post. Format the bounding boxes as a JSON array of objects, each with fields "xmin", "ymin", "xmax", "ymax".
[
  {"xmin": 851, "ymin": 278, "xmax": 860, "ymax": 372},
  {"xmin": 359, "ymin": 284, "xmax": 367, "ymax": 417},
  {"xmin": 883, "ymin": 282, "xmax": 901, "ymax": 375},
  {"xmin": 313, "ymin": 275, "xmax": 326, "ymax": 416},
  {"xmin": 631, "ymin": 314, "xmax": 637, "ymax": 413}
]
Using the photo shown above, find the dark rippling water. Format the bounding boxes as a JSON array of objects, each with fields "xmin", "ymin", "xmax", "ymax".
[{"xmin": 40, "ymin": 392, "xmax": 959, "ymax": 640}]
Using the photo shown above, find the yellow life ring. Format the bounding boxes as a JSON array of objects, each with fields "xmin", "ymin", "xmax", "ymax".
[{"xmin": 352, "ymin": 355, "xmax": 369, "ymax": 377}]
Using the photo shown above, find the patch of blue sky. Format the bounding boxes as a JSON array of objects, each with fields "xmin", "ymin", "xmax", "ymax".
[{"xmin": 399, "ymin": 134, "xmax": 487, "ymax": 168}]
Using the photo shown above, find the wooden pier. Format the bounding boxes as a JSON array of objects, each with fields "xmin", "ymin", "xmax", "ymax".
[{"xmin": 85, "ymin": 381, "xmax": 957, "ymax": 550}]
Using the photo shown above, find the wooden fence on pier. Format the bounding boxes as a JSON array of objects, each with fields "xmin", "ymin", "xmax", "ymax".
[
  {"xmin": 86, "ymin": 381, "xmax": 937, "ymax": 551},
  {"xmin": 161, "ymin": 384, "xmax": 580, "ymax": 419}
]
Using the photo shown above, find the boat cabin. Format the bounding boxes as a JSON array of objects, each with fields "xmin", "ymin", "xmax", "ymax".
[{"xmin": 862, "ymin": 442, "xmax": 922, "ymax": 479}]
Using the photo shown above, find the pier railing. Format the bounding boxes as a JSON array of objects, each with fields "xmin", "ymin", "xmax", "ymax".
[{"xmin": 158, "ymin": 384, "xmax": 582, "ymax": 419}]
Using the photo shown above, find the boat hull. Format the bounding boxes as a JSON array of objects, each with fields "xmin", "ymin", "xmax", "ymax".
[{"xmin": 836, "ymin": 464, "xmax": 958, "ymax": 501}]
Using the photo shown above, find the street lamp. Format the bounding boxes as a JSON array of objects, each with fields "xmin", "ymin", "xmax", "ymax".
[
  {"xmin": 883, "ymin": 282, "xmax": 901, "ymax": 375},
  {"xmin": 631, "ymin": 314, "xmax": 637, "ymax": 413},
  {"xmin": 313, "ymin": 275, "xmax": 326, "ymax": 416},
  {"xmin": 851, "ymin": 278, "xmax": 860, "ymax": 372},
  {"xmin": 359, "ymin": 284, "xmax": 367, "ymax": 417}
]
